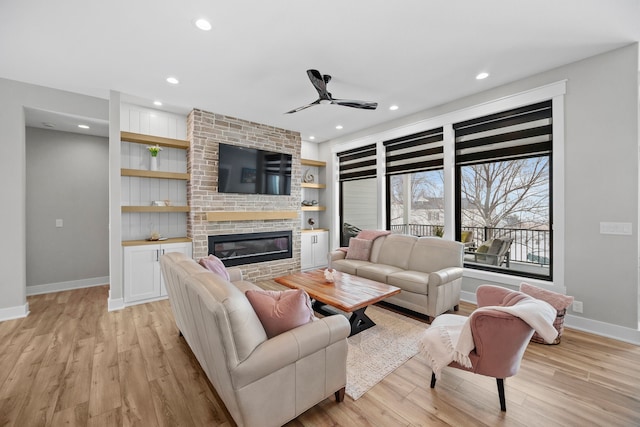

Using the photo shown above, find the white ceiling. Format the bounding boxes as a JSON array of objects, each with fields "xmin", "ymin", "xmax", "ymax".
[{"xmin": 2, "ymin": 0, "xmax": 639, "ymax": 142}]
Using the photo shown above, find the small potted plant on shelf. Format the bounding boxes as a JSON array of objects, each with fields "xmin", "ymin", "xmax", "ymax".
[{"xmin": 147, "ymin": 144, "xmax": 162, "ymax": 171}]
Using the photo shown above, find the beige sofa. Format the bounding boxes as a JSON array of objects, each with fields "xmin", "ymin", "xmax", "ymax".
[
  {"xmin": 160, "ymin": 252, "xmax": 350, "ymax": 427},
  {"xmin": 329, "ymin": 234, "xmax": 464, "ymax": 319}
]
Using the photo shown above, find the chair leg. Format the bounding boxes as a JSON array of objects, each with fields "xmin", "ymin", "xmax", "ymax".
[
  {"xmin": 496, "ymin": 378, "xmax": 506, "ymax": 411},
  {"xmin": 430, "ymin": 372, "xmax": 437, "ymax": 388},
  {"xmin": 453, "ymin": 304, "xmax": 459, "ymax": 311},
  {"xmin": 335, "ymin": 387, "xmax": 345, "ymax": 402}
]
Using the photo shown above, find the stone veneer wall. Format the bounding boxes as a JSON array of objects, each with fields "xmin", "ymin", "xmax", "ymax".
[{"xmin": 187, "ymin": 109, "xmax": 302, "ymax": 281}]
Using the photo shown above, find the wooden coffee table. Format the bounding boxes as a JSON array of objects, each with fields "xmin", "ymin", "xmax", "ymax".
[{"xmin": 274, "ymin": 269, "xmax": 401, "ymax": 336}]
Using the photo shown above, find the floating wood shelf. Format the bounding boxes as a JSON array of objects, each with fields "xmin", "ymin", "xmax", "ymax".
[
  {"xmin": 301, "ymin": 228, "xmax": 328, "ymax": 233},
  {"xmin": 122, "ymin": 237, "xmax": 192, "ymax": 247},
  {"xmin": 122, "ymin": 206, "xmax": 190, "ymax": 213},
  {"xmin": 120, "ymin": 131, "xmax": 189, "ymax": 149},
  {"xmin": 301, "ymin": 158, "xmax": 326, "ymax": 167},
  {"xmin": 301, "ymin": 206, "xmax": 326, "ymax": 211},
  {"xmin": 121, "ymin": 168, "xmax": 190, "ymax": 180},
  {"xmin": 301, "ymin": 182, "xmax": 325, "ymax": 189},
  {"xmin": 206, "ymin": 211, "xmax": 298, "ymax": 221}
]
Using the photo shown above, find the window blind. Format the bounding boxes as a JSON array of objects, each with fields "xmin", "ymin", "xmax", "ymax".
[
  {"xmin": 384, "ymin": 127, "xmax": 444, "ymax": 175},
  {"xmin": 337, "ymin": 144, "xmax": 377, "ymax": 181},
  {"xmin": 454, "ymin": 100, "xmax": 552, "ymax": 165}
]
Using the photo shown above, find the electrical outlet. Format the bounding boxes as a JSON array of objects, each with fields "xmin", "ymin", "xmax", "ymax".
[
  {"xmin": 55, "ymin": 219, "xmax": 63, "ymax": 228},
  {"xmin": 572, "ymin": 301, "xmax": 583, "ymax": 313}
]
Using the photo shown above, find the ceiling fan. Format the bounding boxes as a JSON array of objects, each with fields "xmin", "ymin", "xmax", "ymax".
[{"xmin": 285, "ymin": 69, "xmax": 378, "ymax": 114}]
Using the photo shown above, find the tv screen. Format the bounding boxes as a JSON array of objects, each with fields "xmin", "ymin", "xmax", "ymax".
[{"xmin": 218, "ymin": 143, "xmax": 292, "ymax": 195}]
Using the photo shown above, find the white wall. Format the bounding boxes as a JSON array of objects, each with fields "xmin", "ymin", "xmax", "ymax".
[
  {"xmin": 321, "ymin": 44, "xmax": 639, "ymax": 338},
  {"xmin": 26, "ymin": 128, "xmax": 109, "ymax": 291},
  {"xmin": 0, "ymin": 78, "xmax": 108, "ymax": 320}
]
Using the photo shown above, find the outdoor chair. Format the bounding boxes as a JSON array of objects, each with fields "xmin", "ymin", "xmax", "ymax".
[{"xmin": 465, "ymin": 237, "xmax": 513, "ymax": 267}]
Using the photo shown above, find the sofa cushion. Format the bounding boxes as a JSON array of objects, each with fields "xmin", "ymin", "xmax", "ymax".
[
  {"xmin": 357, "ymin": 263, "xmax": 404, "ymax": 283},
  {"xmin": 199, "ymin": 255, "xmax": 230, "ymax": 281},
  {"xmin": 387, "ymin": 270, "xmax": 430, "ymax": 294},
  {"xmin": 409, "ymin": 237, "xmax": 464, "ymax": 273},
  {"xmin": 245, "ymin": 289, "xmax": 315, "ymax": 338},
  {"xmin": 375, "ymin": 234, "xmax": 417, "ymax": 269},
  {"xmin": 331, "ymin": 259, "xmax": 372, "ymax": 275},
  {"xmin": 345, "ymin": 238, "xmax": 373, "ymax": 261}
]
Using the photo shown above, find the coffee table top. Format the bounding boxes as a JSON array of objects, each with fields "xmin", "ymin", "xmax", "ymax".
[{"xmin": 274, "ymin": 269, "xmax": 401, "ymax": 312}]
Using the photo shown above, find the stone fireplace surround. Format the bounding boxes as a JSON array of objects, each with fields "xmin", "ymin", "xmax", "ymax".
[{"xmin": 187, "ymin": 109, "xmax": 302, "ymax": 282}]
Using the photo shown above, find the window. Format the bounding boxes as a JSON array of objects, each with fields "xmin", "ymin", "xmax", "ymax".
[
  {"xmin": 385, "ymin": 128, "xmax": 444, "ymax": 237},
  {"xmin": 337, "ymin": 144, "xmax": 377, "ymax": 246},
  {"xmin": 454, "ymin": 100, "xmax": 552, "ymax": 280}
]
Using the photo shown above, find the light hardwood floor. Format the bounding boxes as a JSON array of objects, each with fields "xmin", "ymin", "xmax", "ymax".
[{"xmin": 1, "ymin": 284, "xmax": 639, "ymax": 426}]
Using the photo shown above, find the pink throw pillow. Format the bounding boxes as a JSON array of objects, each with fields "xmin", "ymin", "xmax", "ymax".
[
  {"xmin": 245, "ymin": 289, "xmax": 314, "ymax": 338},
  {"xmin": 345, "ymin": 238, "xmax": 373, "ymax": 261},
  {"xmin": 519, "ymin": 282, "xmax": 574, "ymax": 311},
  {"xmin": 199, "ymin": 255, "xmax": 230, "ymax": 281}
]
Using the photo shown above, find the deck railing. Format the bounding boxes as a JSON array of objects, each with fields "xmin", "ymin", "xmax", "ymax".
[{"xmin": 390, "ymin": 224, "xmax": 551, "ymax": 266}]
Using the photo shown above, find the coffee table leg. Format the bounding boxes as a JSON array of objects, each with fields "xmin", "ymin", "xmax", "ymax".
[
  {"xmin": 349, "ymin": 307, "xmax": 376, "ymax": 336},
  {"xmin": 311, "ymin": 300, "xmax": 376, "ymax": 336}
]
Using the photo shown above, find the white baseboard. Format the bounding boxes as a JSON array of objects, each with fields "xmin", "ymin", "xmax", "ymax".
[
  {"xmin": 108, "ymin": 289, "xmax": 125, "ymax": 311},
  {"xmin": 460, "ymin": 291, "xmax": 640, "ymax": 345},
  {"xmin": 0, "ymin": 302, "xmax": 30, "ymax": 322},
  {"xmin": 26, "ymin": 276, "xmax": 109, "ymax": 296}
]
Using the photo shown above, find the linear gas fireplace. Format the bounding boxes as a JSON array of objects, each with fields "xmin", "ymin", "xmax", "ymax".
[{"xmin": 208, "ymin": 230, "xmax": 293, "ymax": 267}]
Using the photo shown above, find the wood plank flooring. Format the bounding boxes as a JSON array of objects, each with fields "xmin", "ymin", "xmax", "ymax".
[{"xmin": 1, "ymin": 284, "xmax": 639, "ymax": 426}]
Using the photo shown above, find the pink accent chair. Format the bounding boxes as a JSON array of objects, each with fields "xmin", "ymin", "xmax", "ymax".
[{"xmin": 430, "ymin": 285, "xmax": 535, "ymax": 411}]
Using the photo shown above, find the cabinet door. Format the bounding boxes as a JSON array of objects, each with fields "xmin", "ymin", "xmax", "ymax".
[
  {"xmin": 312, "ymin": 231, "xmax": 329, "ymax": 269},
  {"xmin": 124, "ymin": 244, "xmax": 161, "ymax": 302},
  {"xmin": 159, "ymin": 242, "xmax": 193, "ymax": 295},
  {"xmin": 301, "ymin": 233, "xmax": 314, "ymax": 271}
]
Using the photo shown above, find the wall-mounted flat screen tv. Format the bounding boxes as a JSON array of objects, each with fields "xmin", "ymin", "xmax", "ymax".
[{"xmin": 218, "ymin": 143, "xmax": 292, "ymax": 195}]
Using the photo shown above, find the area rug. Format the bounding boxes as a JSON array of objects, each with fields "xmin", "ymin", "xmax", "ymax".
[{"xmin": 346, "ymin": 305, "xmax": 429, "ymax": 400}]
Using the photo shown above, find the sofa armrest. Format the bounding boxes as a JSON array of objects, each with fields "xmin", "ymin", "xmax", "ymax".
[
  {"xmin": 428, "ymin": 267, "xmax": 464, "ymax": 286},
  {"xmin": 227, "ymin": 267, "xmax": 243, "ymax": 282},
  {"xmin": 328, "ymin": 250, "xmax": 347, "ymax": 263},
  {"xmin": 231, "ymin": 314, "xmax": 350, "ymax": 388}
]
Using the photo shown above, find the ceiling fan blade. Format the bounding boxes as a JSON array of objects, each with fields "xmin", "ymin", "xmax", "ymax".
[
  {"xmin": 332, "ymin": 99, "xmax": 378, "ymax": 110},
  {"xmin": 307, "ymin": 69, "xmax": 331, "ymax": 100},
  {"xmin": 285, "ymin": 99, "xmax": 320, "ymax": 114}
]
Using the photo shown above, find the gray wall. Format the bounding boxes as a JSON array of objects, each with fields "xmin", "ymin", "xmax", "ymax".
[
  {"xmin": 321, "ymin": 43, "xmax": 639, "ymax": 330},
  {"xmin": 0, "ymin": 77, "xmax": 108, "ymax": 314},
  {"xmin": 26, "ymin": 127, "xmax": 109, "ymax": 287}
]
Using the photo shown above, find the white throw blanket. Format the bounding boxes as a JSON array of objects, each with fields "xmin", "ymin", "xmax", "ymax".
[{"xmin": 420, "ymin": 298, "xmax": 557, "ymax": 379}]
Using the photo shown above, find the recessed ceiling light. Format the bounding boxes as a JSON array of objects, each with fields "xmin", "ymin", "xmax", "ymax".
[
  {"xmin": 389, "ymin": 105, "xmax": 399, "ymax": 111},
  {"xmin": 166, "ymin": 76, "xmax": 179, "ymax": 85},
  {"xmin": 78, "ymin": 124, "xmax": 90, "ymax": 129},
  {"xmin": 309, "ymin": 136, "xmax": 315, "ymax": 140},
  {"xmin": 336, "ymin": 125, "xmax": 343, "ymax": 130},
  {"xmin": 195, "ymin": 18, "xmax": 212, "ymax": 31},
  {"xmin": 153, "ymin": 100, "xmax": 163, "ymax": 106},
  {"xmin": 476, "ymin": 72, "xmax": 489, "ymax": 80}
]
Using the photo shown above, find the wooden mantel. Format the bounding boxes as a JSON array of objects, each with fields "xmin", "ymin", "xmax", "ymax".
[{"xmin": 206, "ymin": 211, "xmax": 299, "ymax": 222}]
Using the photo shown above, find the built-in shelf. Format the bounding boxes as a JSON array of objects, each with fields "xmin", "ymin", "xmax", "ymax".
[
  {"xmin": 121, "ymin": 168, "xmax": 190, "ymax": 180},
  {"xmin": 120, "ymin": 131, "xmax": 189, "ymax": 149},
  {"xmin": 206, "ymin": 211, "xmax": 299, "ymax": 222},
  {"xmin": 122, "ymin": 237, "xmax": 192, "ymax": 247},
  {"xmin": 301, "ymin": 206, "xmax": 326, "ymax": 211},
  {"xmin": 301, "ymin": 182, "xmax": 326, "ymax": 189},
  {"xmin": 122, "ymin": 206, "xmax": 190, "ymax": 213},
  {"xmin": 301, "ymin": 158, "xmax": 326, "ymax": 167}
]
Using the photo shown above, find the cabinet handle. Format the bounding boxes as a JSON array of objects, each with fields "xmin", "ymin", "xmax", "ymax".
[{"xmin": 156, "ymin": 249, "xmax": 160, "ymax": 262}]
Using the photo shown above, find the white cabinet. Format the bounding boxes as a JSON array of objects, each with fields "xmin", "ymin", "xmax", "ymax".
[
  {"xmin": 301, "ymin": 230, "xmax": 328, "ymax": 271},
  {"xmin": 123, "ymin": 241, "xmax": 192, "ymax": 304}
]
